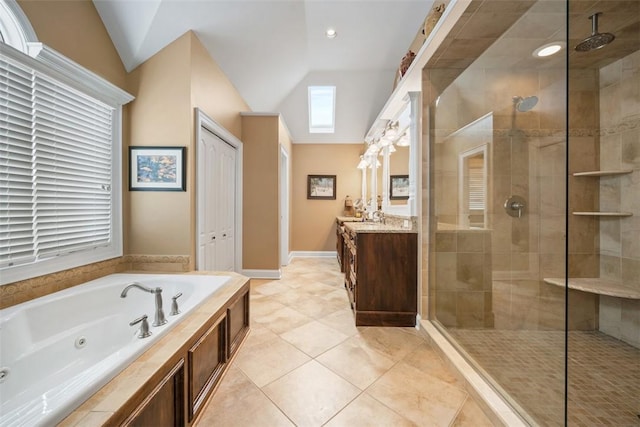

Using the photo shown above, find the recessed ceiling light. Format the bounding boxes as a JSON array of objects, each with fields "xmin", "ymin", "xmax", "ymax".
[
  {"xmin": 533, "ymin": 42, "xmax": 565, "ymax": 58},
  {"xmin": 325, "ymin": 28, "xmax": 337, "ymax": 39}
]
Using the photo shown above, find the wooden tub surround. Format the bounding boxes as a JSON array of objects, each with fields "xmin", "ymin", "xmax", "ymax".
[{"xmin": 58, "ymin": 272, "xmax": 250, "ymax": 427}]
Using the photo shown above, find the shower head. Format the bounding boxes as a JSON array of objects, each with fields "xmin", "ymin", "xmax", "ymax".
[
  {"xmin": 513, "ymin": 95, "xmax": 538, "ymax": 112},
  {"xmin": 575, "ymin": 12, "xmax": 615, "ymax": 52}
]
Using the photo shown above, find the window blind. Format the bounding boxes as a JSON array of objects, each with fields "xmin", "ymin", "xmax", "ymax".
[
  {"xmin": 1, "ymin": 54, "xmax": 115, "ymax": 268},
  {"xmin": 467, "ymin": 156, "xmax": 485, "ymax": 211}
]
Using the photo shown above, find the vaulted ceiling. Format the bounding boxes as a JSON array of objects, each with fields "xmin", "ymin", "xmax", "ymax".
[{"xmin": 93, "ymin": 0, "xmax": 435, "ymax": 143}]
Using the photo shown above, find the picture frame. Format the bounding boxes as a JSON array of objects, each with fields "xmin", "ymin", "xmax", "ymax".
[
  {"xmin": 390, "ymin": 175, "xmax": 409, "ymax": 200},
  {"xmin": 307, "ymin": 175, "xmax": 336, "ymax": 200},
  {"xmin": 129, "ymin": 146, "xmax": 186, "ymax": 191}
]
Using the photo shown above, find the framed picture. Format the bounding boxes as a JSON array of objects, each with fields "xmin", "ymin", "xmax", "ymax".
[
  {"xmin": 307, "ymin": 175, "xmax": 336, "ymax": 200},
  {"xmin": 390, "ymin": 175, "xmax": 409, "ymax": 200},
  {"xmin": 129, "ymin": 146, "xmax": 186, "ymax": 191}
]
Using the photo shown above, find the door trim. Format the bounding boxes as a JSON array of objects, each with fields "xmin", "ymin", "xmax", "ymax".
[
  {"xmin": 279, "ymin": 145, "xmax": 290, "ymax": 266},
  {"xmin": 195, "ymin": 108, "xmax": 243, "ymax": 272}
]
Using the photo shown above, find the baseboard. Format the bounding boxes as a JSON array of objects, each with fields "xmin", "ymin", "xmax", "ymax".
[
  {"xmin": 290, "ymin": 251, "xmax": 337, "ymax": 258},
  {"xmin": 241, "ymin": 269, "xmax": 281, "ymax": 279}
]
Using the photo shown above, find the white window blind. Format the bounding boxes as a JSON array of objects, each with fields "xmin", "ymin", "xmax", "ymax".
[
  {"xmin": 467, "ymin": 156, "xmax": 485, "ymax": 210},
  {"xmin": 1, "ymin": 54, "xmax": 115, "ymax": 269}
]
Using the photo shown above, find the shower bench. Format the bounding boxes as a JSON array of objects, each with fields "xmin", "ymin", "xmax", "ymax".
[{"xmin": 543, "ymin": 277, "xmax": 640, "ymax": 299}]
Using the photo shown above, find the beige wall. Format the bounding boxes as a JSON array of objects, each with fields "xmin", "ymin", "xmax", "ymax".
[
  {"xmin": 190, "ymin": 33, "xmax": 248, "ymax": 140},
  {"xmin": 241, "ymin": 115, "xmax": 280, "ymax": 269},
  {"xmin": 18, "ymin": 0, "xmax": 127, "ymax": 89},
  {"xmin": 292, "ymin": 144, "xmax": 363, "ymax": 251},
  {"xmin": 125, "ymin": 33, "xmax": 193, "ymax": 257},
  {"xmin": 126, "ymin": 32, "xmax": 251, "ymax": 263}
]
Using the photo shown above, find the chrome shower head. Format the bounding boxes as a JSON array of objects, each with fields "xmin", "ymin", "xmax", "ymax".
[
  {"xmin": 513, "ymin": 95, "xmax": 538, "ymax": 112},
  {"xmin": 575, "ymin": 12, "xmax": 615, "ymax": 52}
]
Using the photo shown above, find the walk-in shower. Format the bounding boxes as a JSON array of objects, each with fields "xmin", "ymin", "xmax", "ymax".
[{"xmin": 423, "ymin": 0, "xmax": 639, "ymax": 425}]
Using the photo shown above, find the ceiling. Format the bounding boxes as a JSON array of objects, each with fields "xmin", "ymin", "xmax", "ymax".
[{"xmin": 93, "ymin": 0, "xmax": 435, "ymax": 143}]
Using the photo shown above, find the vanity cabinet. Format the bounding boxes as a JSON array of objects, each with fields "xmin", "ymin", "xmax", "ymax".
[
  {"xmin": 336, "ymin": 217, "xmax": 359, "ymax": 272},
  {"xmin": 345, "ymin": 227, "xmax": 417, "ymax": 326}
]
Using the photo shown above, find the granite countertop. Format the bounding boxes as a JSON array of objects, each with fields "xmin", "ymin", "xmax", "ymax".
[
  {"xmin": 343, "ymin": 221, "xmax": 416, "ymax": 234},
  {"xmin": 336, "ymin": 216, "xmax": 362, "ymax": 223}
]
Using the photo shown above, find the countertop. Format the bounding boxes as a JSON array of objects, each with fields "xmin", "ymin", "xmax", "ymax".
[
  {"xmin": 343, "ymin": 221, "xmax": 416, "ymax": 234},
  {"xmin": 336, "ymin": 216, "xmax": 362, "ymax": 223}
]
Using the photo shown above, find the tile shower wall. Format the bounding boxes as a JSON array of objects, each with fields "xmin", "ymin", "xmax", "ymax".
[
  {"xmin": 426, "ymin": 62, "xmax": 598, "ymax": 330},
  {"xmin": 598, "ymin": 49, "xmax": 640, "ymax": 348}
]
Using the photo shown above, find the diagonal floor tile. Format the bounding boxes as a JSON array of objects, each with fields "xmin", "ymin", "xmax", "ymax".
[
  {"xmin": 451, "ymin": 397, "xmax": 495, "ymax": 426},
  {"xmin": 317, "ymin": 335, "xmax": 396, "ymax": 390},
  {"xmin": 280, "ymin": 320, "xmax": 349, "ymax": 357},
  {"xmin": 357, "ymin": 327, "xmax": 425, "ymax": 362},
  {"xmin": 252, "ymin": 305, "xmax": 314, "ymax": 334},
  {"xmin": 197, "ymin": 366, "xmax": 294, "ymax": 427},
  {"xmin": 262, "ymin": 360, "xmax": 360, "ymax": 427},
  {"xmin": 367, "ymin": 362, "xmax": 468, "ymax": 427},
  {"xmin": 319, "ymin": 309, "xmax": 360, "ymax": 337},
  {"xmin": 324, "ymin": 393, "xmax": 418, "ymax": 427},
  {"xmin": 233, "ymin": 336, "xmax": 310, "ymax": 387}
]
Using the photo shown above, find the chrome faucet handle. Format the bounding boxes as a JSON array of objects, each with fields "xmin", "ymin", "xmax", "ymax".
[
  {"xmin": 130, "ymin": 314, "xmax": 152, "ymax": 339},
  {"xmin": 170, "ymin": 292, "xmax": 182, "ymax": 316}
]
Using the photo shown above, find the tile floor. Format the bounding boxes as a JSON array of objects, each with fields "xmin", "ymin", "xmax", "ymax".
[{"xmin": 196, "ymin": 257, "xmax": 495, "ymax": 427}]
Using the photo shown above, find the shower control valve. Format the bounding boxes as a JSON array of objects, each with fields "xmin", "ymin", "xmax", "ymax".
[{"xmin": 504, "ymin": 195, "xmax": 526, "ymax": 218}]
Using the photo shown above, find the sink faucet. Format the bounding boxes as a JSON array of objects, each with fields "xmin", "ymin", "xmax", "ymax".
[
  {"xmin": 372, "ymin": 210, "xmax": 385, "ymax": 224},
  {"xmin": 120, "ymin": 282, "xmax": 168, "ymax": 327}
]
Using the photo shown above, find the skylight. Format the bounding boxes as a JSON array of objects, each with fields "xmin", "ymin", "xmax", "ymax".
[{"xmin": 308, "ymin": 86, "xmax": 335, "ymax": 133}]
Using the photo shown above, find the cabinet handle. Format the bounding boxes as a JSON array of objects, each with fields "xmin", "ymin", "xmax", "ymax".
[
  {"xmin": 212, "ymin": 236, "xmax": 216, "ymax": 240},
  {"xmin": 223, "ymin": 233, "xmax": 227, "ymax": 237}
]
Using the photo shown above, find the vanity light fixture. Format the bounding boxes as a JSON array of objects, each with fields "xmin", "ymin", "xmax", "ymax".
[
  {"xmin": 533, "ymin": 42, "xmax": 565, "ymax": 58},
  {"xmin": 396, "ymin": 130, "xmax": 410, "ymax": 147},
  {"xmin": 325, "ymin": 28, "xmax": 337, "ymax": 39},
  {"xmin": 357, "ymin": 155, "xmax": 369, "ymax": 169}
]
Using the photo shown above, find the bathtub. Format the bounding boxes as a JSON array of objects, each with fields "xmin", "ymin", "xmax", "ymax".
[{"xmin": 0, "ymin": 273, "xmax": 231, "ymax": 427}]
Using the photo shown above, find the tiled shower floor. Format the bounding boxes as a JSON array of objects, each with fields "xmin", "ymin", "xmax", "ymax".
[{"xmin": 448, "ymin": 328, "xmax": 640, "ymax": 426}]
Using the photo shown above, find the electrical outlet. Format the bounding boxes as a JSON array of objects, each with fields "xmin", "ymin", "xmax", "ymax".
[{"xmin": 403, "ymin": 219, "xmax": 410, "ymax": 228}]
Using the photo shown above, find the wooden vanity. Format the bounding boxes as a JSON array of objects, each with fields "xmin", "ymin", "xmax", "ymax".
[{"xmin": 336, "ymin": 218, "xmax": 417, "ymax": 327}]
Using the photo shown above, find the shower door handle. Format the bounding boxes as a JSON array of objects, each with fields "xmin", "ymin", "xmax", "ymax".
[{"xmin": 504, "ymin": 195, "xmax": 526, "ymax": 218}]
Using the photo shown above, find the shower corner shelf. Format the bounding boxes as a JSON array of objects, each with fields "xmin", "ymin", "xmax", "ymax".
[
  {"xmin": 543, "ymin": 277, "xmax": 640, "ymax": 300},
  {"xmin": 572, "ymin": 169, "xmax": 632, "ymax": 177},
  {"xmin": 572, "ymin": 211, "xmax": 633, "ymax": 217}
]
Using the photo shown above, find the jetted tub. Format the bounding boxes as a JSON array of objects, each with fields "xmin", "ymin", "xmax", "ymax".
[{"xmin": 0, "ymin": 273, "xmax": 231, "ymax": 427}]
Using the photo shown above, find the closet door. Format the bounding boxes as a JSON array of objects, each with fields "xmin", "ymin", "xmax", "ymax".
[
  {"xmin": 216, "ymin": 139, "xmax": 236, "ymax": 271},
  {"xmin": 199, "ymin": 128, "xmax": 236, "ymax": 271}
]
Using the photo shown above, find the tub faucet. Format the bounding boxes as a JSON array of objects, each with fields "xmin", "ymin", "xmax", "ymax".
[{"xmin": 120, "ymin": 282, "xmax": 168, "ymax": 327}]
